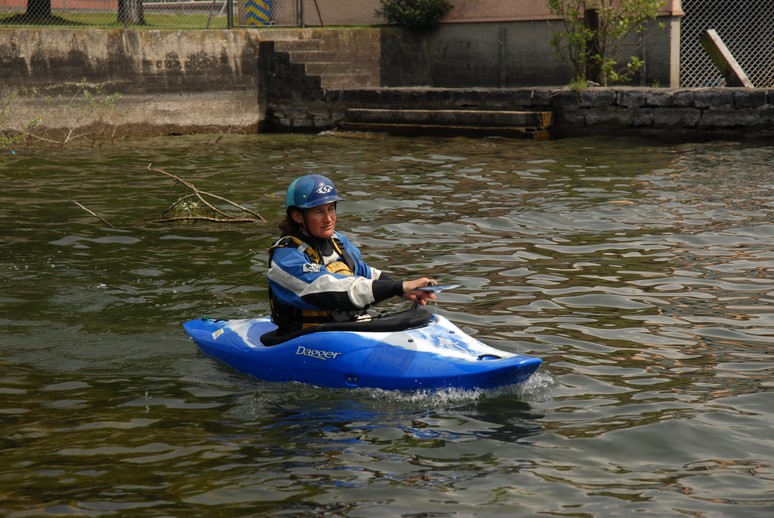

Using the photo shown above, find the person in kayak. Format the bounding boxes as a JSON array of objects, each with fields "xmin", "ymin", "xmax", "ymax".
[{"xmin": 267, "ymin": 174, "xmax": 436, "ymax": 335}]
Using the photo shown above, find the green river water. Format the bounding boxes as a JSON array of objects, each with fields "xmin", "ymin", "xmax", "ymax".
[{"xmin": 1, "ymin": 133, "xmax": 773, "ymax": 516}]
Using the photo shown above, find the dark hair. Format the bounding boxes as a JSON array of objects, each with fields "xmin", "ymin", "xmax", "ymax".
[
  {"xmin": 277, "ymin": 216, "xmax": 301, "ymax": 237},
  {"xmin": 278, "ymin": 208, "xmax": 303, "ymax": 237}
]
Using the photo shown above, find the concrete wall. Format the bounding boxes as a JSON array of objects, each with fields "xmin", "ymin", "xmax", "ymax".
[{"xmin": 1, "ymin": 28, "xmax": 265, "ymax": 137}]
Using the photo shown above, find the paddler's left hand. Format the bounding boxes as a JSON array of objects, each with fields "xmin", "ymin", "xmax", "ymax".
[{"xmin": 402, "ymin": 278, "xmax": 437, "ymax": 305}]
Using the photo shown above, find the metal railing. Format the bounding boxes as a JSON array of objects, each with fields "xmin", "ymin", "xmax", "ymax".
[
  {"xmin": 681, "ymin": 0, "xmax": 774, "ymax": 88},
  {"xmin": 0, "ymin": 0, "xmax": 382, "ymax": 28}
]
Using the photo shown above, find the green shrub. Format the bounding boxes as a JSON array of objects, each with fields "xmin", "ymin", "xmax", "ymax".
[
  {"xmin": 547, "ymin": 0, "xmax": 664, "ymax": 86},
  {"xmin": 375, "ymin": 0, "xmax": 453, "ymax": 30}
]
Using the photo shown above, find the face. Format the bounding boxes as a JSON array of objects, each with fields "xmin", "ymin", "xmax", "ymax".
[{"xmin": 292, "ymin": 202, "xmax": 337, "ymax": 239}]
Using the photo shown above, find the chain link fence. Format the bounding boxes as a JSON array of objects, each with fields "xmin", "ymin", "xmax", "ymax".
[
  {"xmin": 0, "ymin": 0, "xmax": 381, "ymax": 28},
  {"xmin": 681, "ymin": 0, "xmax": 774, "ymax": 88},
  {"xmin": 0, "ymin": 0, "xmax": 228, "ymax": 28},
  {"xmin": 232, "ymin": 0, "xmax": 382, "ymax": 27}
]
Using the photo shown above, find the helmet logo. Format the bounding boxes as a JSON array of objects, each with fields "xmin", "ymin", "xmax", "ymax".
[{"xmin": 316, "ymin": 185, "xmax": 334, "ymax": 194}]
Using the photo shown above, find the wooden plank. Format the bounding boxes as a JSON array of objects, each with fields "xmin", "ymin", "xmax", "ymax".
[{"xmin": 700, "ymin": 29, "xmax": 753, "ymax": 88}]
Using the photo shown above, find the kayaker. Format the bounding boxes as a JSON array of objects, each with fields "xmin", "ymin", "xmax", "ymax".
[{"xmin": 267, "ymin": 174, "xmax": 436, "ymax": 335}]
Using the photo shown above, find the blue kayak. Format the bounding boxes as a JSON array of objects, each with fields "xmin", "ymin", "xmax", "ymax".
[{"xmin": 183, "ymin": 308, "xmax": 541, "ymax": 390}]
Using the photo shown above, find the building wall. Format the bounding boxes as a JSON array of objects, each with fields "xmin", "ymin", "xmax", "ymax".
[
  {"xmin": 284, "ymin": 0, "xmax": 684, "ymax": 25},
  {"xmin": 445, "ymin": 0, "xmax": 683, "ymax": 23},
  {"xmin": 379, "ymin": 16, "xmax": 680, "ymax": 88}
]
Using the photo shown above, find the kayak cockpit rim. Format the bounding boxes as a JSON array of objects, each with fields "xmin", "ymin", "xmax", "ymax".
[{"xmin": 259, "ymin": 306, "xmax": 434, "ymax": 346}]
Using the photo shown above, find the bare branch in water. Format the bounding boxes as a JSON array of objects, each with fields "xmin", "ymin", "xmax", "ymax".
[
  {"xmin": 147, "ymin": 164, "xmax": 266, "ymax": 223},
  {"xmin": 151, "ymin": 216, "xmax": 263, "ymax": 224},
  {"xmin": 73, "ymin": 200, "xmax": 115, "ymax": 228}
]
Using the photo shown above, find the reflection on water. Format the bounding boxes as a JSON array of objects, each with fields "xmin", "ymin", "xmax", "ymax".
[{"xmin": 1, "ymin": 134, "xmax": 773, "ymax": 515}]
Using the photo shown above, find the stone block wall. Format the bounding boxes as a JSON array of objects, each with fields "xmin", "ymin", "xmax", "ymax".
[
  {"xmin": 551, "ymin": 87, "xmax": 774, "ymax": 139},
  {"xmin": 264, "ymin": 83, "xmax": 774, "ymax": 141}
]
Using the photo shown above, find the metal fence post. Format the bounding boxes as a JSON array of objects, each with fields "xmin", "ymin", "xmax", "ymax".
[{"xmin": 227, "ymin": 0, "xmax": 234, "ymax": 28}]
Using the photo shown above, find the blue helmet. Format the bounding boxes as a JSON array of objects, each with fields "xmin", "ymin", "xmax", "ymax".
[{"xmin": 285, "ymin": 175, "xmax": 343, "ymax": 211}]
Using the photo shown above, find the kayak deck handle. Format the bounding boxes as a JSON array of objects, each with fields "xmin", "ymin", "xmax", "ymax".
[{"xmin": 477, "ymin": 354, "xmax": 502, "ymax": 361}]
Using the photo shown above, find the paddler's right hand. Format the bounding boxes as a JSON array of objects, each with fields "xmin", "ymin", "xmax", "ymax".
[{"xmin": 402, "ymin": 278, "xmax": 437, "ymax": 305}]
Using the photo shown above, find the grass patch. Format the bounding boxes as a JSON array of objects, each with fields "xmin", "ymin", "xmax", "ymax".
[{"xmin": 0, "ymin": 11, "xmax": 229, "ymax": 29}]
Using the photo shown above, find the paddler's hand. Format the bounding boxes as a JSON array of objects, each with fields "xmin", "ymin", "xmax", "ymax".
[{"xmin": 402, "ymin": 278, "xmax": 437, "ymax": 305}]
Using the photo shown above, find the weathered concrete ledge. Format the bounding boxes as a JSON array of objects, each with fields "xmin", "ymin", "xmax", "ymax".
[{"xmin": 340, "ymin": 108, "xmax": 553, "ymax": 139}]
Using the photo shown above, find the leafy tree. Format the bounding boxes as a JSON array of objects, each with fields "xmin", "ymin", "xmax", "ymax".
[
  {"xmin": 547, "ymin": 0, "xmax": 664, "ymax": 86},
  {"xmin": 376, "ymin": 0, "xmax": 453, "ymax": 30}
]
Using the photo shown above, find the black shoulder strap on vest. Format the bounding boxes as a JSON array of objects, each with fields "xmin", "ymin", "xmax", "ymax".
[{"xmin": 331, "ymin": 235, "xmax": 357, "ymax": 273}]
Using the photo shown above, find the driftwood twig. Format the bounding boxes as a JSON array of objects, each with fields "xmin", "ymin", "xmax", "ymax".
[
  {"xmin": 147, "ymin": 164, "xmax": 266, "ymax": 224},
  {"xmin": 153, "ymin": 216, "xmax": 264, "ymax": 224},
  {"xmin": 74, "ymin": 200, "xmax": 114, "ymax": 228}
]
